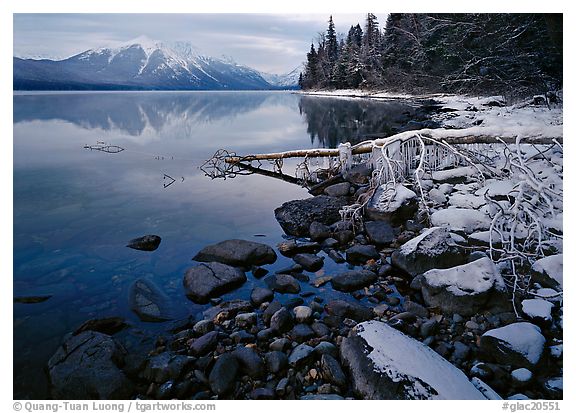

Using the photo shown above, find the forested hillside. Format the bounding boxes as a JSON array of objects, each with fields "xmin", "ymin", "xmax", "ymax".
[{"xmin": 299, "ymin": 14, "xmax": 562, "ymax": 99}]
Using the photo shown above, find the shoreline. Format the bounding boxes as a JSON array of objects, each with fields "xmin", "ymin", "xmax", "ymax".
[{"xmin": 34, "ymin": 92, "xmax": 564, "ymax": 400}]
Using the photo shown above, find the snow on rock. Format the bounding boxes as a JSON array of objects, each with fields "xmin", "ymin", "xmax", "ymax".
[
  {"xmin": 420, "ymin": 257, "xmax": 509, "ymax": 316},
  {"xmin": 365, "ymin": 184, "xmax": 418, "ymax": 224},
  {"xmin": 544, "ymin": 376, "xmax": 563, "ymax": 398},
  {"xmin": 475, "ymin": 179, "xmax": 519, "ymax": 199},
  {"xmin": 521, "ymin": 299, "xmax": 554, "ymax": 322},
  {"xmin": 480, "ymin": 322, "xmax": 546, "ymax": 368},
  {"xmin": 430, "ymin": 207, "xmax": 491, "ymax": 234},
  {"xmin": 340, "ymin": 320, "xmax": 486, "ymax": 400},
  {"xmin": 511, "ymin": 368, "xmax": 533, "ymax": 384},
  {"xmin": 432, "ymin": 166, "xmax": 480, "ymax": 184},
  {"xmin": 448, "ymin": 193, "xmax": 487, "ymax": 209},
  {"xmin": 508, "ymin": 393, "xmax": 531, "ymax": 400},
  {"xmin": 468, "ymin": 230, "xmax": 503, "ymax": 247},
  {"xmin": 391, "ymin": 227, "xmax": 467, "ymax": 277},
  {"xmin": 470, "ymin": 377, "xmax": 502, "ymax": 400},
  {"xmin": 532, "ymin": 254, "xmax": 563, "ymax": 289}
]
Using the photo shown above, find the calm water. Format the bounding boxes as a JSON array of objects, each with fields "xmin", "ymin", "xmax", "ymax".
[{"xmin": 13, "ymin": 91, "xmax": 423, "ymax": 398}]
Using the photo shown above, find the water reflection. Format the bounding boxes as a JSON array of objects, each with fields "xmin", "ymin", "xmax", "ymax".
[
  {"xmin": 298, "ymin": 95, "xmax": 427, "ymax": 147},
  {"xmin": 14, "ymin": 92, "xmax": 276, "ymax": 136},
  {"xmin": 14, "ymin": 92, "xmax": 430, "ymax": 147}
]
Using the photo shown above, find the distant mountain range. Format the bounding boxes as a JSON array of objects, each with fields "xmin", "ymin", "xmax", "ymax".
[{"xmin": 13, "ymin": 37, "xmax": 301, "ymax": 91}]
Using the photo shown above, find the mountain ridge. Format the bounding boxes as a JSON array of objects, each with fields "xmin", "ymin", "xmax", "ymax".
[{"xmin": 14, "ymin": 38, "xmax": 300, "ymax": 91}]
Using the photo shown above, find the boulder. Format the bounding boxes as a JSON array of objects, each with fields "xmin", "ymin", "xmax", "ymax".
[
  {"xmin": 324, "ymin": 182, "xmax": 351, "ymax": 197},
  {"xmin": 480, "ymin": 322, "xmax": 546, "ymax": 368},
  {"xmin": 48, "ymin": 331, "xmax": 132, "ymax": 399},
  {"xmin": 365, "ymin": 184, "xmax": 418, "ymax": 224},
  {"xmin": 142, "ymin": 352, "xmax": 194, "ymax": 383},
  {"xmin": 391, "ymin": 227, "xmax": 467, "ymax": 277},
  {"xmin": 277, "ymin": 240, "xmax": 321, "ymax": 257},
  {"xmin": 345, "ymin": 245, "xmax": 380, "ymax": 264},
  {"xmin": 324, "ymin": 300, "xmax": 373, "ymax": 322},
  {"xmin": 420, "ymin": 257, "xmax": 510, "ymax": 316},
  {"xmin": 232, "ymin": 346, "xmax": 265, "ymax": 379},
  {"xmin": 320, "ymin": 354, "xmax": 346, "ymax": 387},
  {"xmin": 183, "ymin": 262, "xmax": 246, "ymax": 304},
  {"xmin": 129, "ymin": 278, "xmax": 172, "ymax": 322},
  {"xmin": 250, "ymin": 287, "xmax": 274, "ymax": 306},
  {"xmin": 430, "ymin": 208, "xmax": 491, "ymax": 234},
  {"xmin": 364, "ymin": 221, "xmax": 395, "ymax": 245},
  {"xmin": 193, "ymin": 239, "xmax": 277, "ymax": 267},
  {"xmin": 274, "ymin": 195, "xmax": 348, "ymax": 237},
  {"xmin": 189, "ymin": 331, "xmax": 219, "ymax": 357},
  {"xmin": 208, "ymin": 353, "xmax": 239, "ymax": 396},
  {"xmin": 293, "ymin": 253, "xmax": 324, "ymax": 272},
  {"xmin": 331, "ymin": 270, "xmax": 377, "ymax": 292},
  {"xmin": 340, "ymin": 321, "xmax": 485, "ymax": 400},
  {"xmin": 126, "ymin": 235, "xmax": 161, "ymax": 251},
  {"xmin": 531, "ymin": 254, "xmax": 563, "ymax": 289},
  {"xmin": 309, "ymin": 221, "xmax": 331, "ymax": 241},
  {"xmin": 264, "ymin": 274, "xmax": 301, "ymax": 294}
]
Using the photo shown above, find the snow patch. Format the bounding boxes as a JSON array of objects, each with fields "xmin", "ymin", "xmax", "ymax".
[
  {"xmin": 532, "ymin": 254, "xmax": 563, "ymax": 288},
  {"xmin": 521, "ymin": 299, "xmax": 554, "ymax": 321},
  {"xmin": 430, "ymin": 207, "xmax": 491, "ymax": 234},
  {"xmin": 423, "ymin": 257, "xmax": 505, "ymax": 296}
]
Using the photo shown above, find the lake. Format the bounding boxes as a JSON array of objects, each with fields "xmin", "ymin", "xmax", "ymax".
[{"xmin": 13, "ymin": 91, "xmax": 427, "ymax": 399}]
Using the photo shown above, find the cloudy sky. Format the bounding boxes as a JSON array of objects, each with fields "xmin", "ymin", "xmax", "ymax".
[{"xmin": 13, "ymin": 13, "xmax": 378, "ymax": 74}]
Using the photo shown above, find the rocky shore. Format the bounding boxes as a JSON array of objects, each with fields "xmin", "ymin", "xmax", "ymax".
[{"xmin": 45, "ymin": 96, "xmax": 563, "ymax": 401}]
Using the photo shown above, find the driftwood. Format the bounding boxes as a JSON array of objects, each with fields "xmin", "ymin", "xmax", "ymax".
[{"xmin": 224, "ymin": 129, "xmax": 562, "ymax": 164}]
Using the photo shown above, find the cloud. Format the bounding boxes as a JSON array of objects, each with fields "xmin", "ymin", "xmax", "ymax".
[{"xmin": 13, "ymin": 13, "xmax": 377, "ymax": 73}]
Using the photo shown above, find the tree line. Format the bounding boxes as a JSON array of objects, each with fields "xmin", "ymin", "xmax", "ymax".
[{"xmin": 299, "ymin": 13, "xmax": 562, "ymax": 99}]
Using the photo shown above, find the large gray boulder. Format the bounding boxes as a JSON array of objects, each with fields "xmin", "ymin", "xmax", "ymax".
[
  {"xmin": 129, "ymin": 278, "xmax": 173, "ymax": 322},
  {"xmin": 340, "ymin": 321, "xmax": 485, "ymax": 400},
  {"xmin": 420, "ymin": 257, "xmax": 510, "ymax": 316},
  {"xmin": 274, "ymin": 195, "xmax": 348, "ymax": 237},
  {"xmin": 193, "ymin": 239, "xmax": 277, "ymax": 267},
  {"xmin": 331, "ymin": 270, "xmax": 377, "ymax": 292},
  {"xmin": 480, "ymin": 322, "xmax": 546, "ymax": 368},
  {"xmin": 365, "ymin": 184, "xmax": 418, "ymax": 224},
  {"xmin": 183, "ymin": 262, "xmax": 247, "ymax": 304},
  {"xmin": 48, "ymin": 331, "xmax": 132, "ymax": 399},
  {"xmin": 391, "ymin": 227, "xmax": 467, "ymax": 277}
]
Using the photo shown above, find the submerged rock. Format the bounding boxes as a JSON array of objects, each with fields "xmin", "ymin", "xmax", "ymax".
[
  {"xmin": 293, "ymin": 253, "xmax": 324, "ymax": 272},
  {"xmin": 193, "ymin": 239, "xmax": 277, "ymax": 267},
  {"xmin": 126, "ymin": 235, "xmax": 161, "ymax": 251},
  {"xmin": 340, "ymin": 321, "xmax": 485, "ymax": 400},
  {"xmin": 345, "ymin": 244, "xmax": 380, "ymax": 264},
  {"xmin": 129, "ymin": 278, "xmax": 173, "ymax": 322},
  {"xmin": 264, "ymin": 273, "xmax": 301, "ymax": 294},
  {"xmin": 274, "ymin": 195, "xmax": 348, "ymax": 237},
  {"xmin": 183, "ymin": 262, "xmax": 246, "ymax": 304},
  {"xmin": 391, "ymin": 227, "xmax": 467, "ymax": 277},
  {"xmin": 48, "ymin": 331, "xmax": 132, "ymax": 399},
  {"xmin": 420, "ymin": 257, "xmax": 510, "ymax": 316}
]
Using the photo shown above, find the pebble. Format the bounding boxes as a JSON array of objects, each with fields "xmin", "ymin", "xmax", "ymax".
[
  {"xmin": 250, "ymin": 287, "xmax": 274, "ymax": 306},
  {"xmin": 269, "ymin": 338, "xmax": 291, "ymax": 352},
  {"xmin": 320, "ymin": 354, "xmax": 346, "ymax": 387},
  {"xmin": 293, "ymin": 306, "xmax": 313, "ymax": 323},
  {"xmin": 270, "ymin": 307, "xmax": 294, "ymax": 333},
  {"xmin": 235, "ymin": 312, "xmax": 257, "ymax": 328},
  {"xmin": 290, "ymin": 324, "xmax": 316, "ymax": 343}
]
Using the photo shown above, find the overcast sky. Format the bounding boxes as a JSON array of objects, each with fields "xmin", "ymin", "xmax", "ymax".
[{"xmin": 13, "ymin": 13, "xmax": 380, "ymax": 74}]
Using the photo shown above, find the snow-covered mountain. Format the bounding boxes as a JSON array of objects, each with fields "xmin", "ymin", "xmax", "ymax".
[
  {"xmin": 14, "ymin": 37, "xmax": 299, "ymax": 90},
  {"xmin": 261, "ymin": 64, "xmax": 303, "ymax": 89}
]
